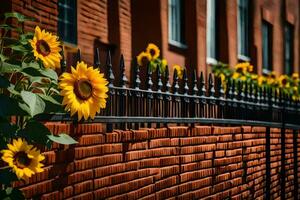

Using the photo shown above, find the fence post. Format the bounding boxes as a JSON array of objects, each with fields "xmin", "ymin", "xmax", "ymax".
[
  {"xmin": 119, "ymin": 55, "xmax": 128, "ymax": 130},
  {"xmin": 280, "ymin": 90, "xmax": 286, "ymax": 200},
  {"xmin": 106, "ymin": 50, "xmax": 114, "ymax": 132}
]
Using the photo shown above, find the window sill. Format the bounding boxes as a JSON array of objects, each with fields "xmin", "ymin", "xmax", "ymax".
[
  {"xmin": 262, "ymin": 68, "xmax": 272, "ymax": 75},
  {"xmin": 238, "ymin": 54, "xmax": 251, "ymax": 62},
  {"xmin": 206, "ymin": 57, "xmax": 218, "ymax": 65},
  {"xmin": 168, "ymin": 40, "xmax": 187, "ymax": 49}
]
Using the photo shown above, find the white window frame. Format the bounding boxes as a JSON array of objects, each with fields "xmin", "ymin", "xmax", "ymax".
[
  {"xmin": 206, "ymin": 0, "xmax": 217, "ymax": 65},
  {"xmin": 262, "ymin": 21, "xmax": 272, "ymax": 74},
  {"xmin": 168, "ymin": 0, "xmax": 187, "ymax": 48},
  {"xmin": 237, "ymin": 0, "xmax": 250, "ymax": 61}
]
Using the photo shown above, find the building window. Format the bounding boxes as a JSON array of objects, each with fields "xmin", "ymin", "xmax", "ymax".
[
  {"xmin": 237, "ymin": 0, "xmax": 250, "ymax": 61},
  {"xmin": 262, "ymin": 21, "xmax": 272, "ymax": 73},
  {"xmin": 206, "ymin": 0, "xmax": 217, "ymax": 64},
  {"xmin": 168, "ymin": 0, "xmax": 186, "ymax": 48},
  {"xmin": 58, "ymin": 0, "xmax": 77, "ymax": 44},
  {"xmin": 284, "ymin": 23, "xmax": 294, "ymax": 75}
]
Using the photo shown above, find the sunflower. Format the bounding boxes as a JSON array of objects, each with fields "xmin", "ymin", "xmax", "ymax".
[
  {"xmin": 137, "ymin": 52, "xmax": 151, "ymax": 66},
  {"xmin": 160, "ymin": 59, "xmax": 168, "ymax": 74},
  {"xmin": 292, "ymin": 73, "xmax": 299, "ymax": 85},
  {"xmin": 232, "ymin": 72, "xmax": 240, "ymax": 80},
  {"xmin": 258, "ymin": 75, "xmax": 266, "ymax": 86},
  {"xmin": 173, "ymin": 64, "xmax": 184, "ymax": 79},
  {"xmin": 292, "ymin": 73, "xmax": 299, "ymax": 80},
  {"xmin": 59, "ymin": 61, "xmax": 108, "ymax": 121},
  {"xmin": 146, "ymin": 43, "xmax": 160, "ymax": 60},
  {"xmin": 266, "ymin": 71, "xmax": 277, "ymax": 85},
  {"xmin": 30, "ymin": 26, "xmax": 62, "ymax": 69},
  {"xmin": 251, "ymin": 74, "xmax": 258, "ymax": 81},
  {"xmin": 1, "ymin": 138, "xmax": 45, "ymax": 180},
  {"xmin": 278, "ymin": 75, "xmax": 290, "ymax": 88},
  {"xmin": 234, "ymin": 63, "xmax": 247, "ymax": 74}
]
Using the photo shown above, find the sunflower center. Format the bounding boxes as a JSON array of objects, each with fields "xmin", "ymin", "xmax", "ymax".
[
  {"xmin": 14, "ymin": 151, "xmax": 31, "ymax": 169},
  {"xmin": 281, "ymin": 79, "xmax": 287, "ymax": 85},
  {"xmin": 236, "ymin": 67, "xmax": 244, "ymax": 73},
  {"xmin": 141, "ymin": 56, "xmax": 149, "ymax": 66},
  {"xmin": 150, "ymin": 49, "xmax": 156, "ymax": 56},
  {"xmin": 36, "ymin": 40, "xmax": 51, "ymax": 56},
  {"xmin": 74, "ymin": 79, "xmax": 93, "ymax": 100}
]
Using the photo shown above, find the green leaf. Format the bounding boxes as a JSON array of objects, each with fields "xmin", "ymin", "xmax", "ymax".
[
  {"xmin": 19, "ymin": 119, "xmax": 51, "ymax": 146},
  {"xmin": 0, "ymin": 75, "xmax": 10, "ymax": 88},
  {"xmin": 0, "ymin": 54, "xmax": 8, "ymax": 62},
  {"xmin": 7, "ymin": 84, "xmax": 20, "ymax": 96},
  {"xmin": 4, "ymin": 12, "xmax": 34, "ymax": 22},
  {"xmin": 22, "ymin": 61, "xmax": 40, "ymax": 69},
  {"xmin": 0, "ymin": 24, "xmax": 22, "ymax": 33},
  {"xmin": 22, "ymin": 67, "xmax": 41, "ymax": 77},
  {"xmin": 20, "ymin": 91, "xmax": 45, "ymax": 117},
  {"xmin": 38, "ymin": 94, "xmax": 61, "ymax": 105},
  {"xmin": 19, "ymin": 32, "xmax": 34, "ymax": 45},
  {"xmin": 0, "ymin": 61, "xmax": 20, "ymax": 73},
  {"xmin": 29, "ymin": 76, "xmax": 43, "ymax": 84},
  {"xmin": 9, "ymin": 45, "xmax": 28, "ymax": 52},
  {"xmin": 47, "ymin": 133, "xmax": 78, "ymax": 145},
  {"xmin": 0, "ymin": 37, "xmax": 19, "ymax": 46},
  {"xmin": 0, "ymin": 187, "xmax": 25, "ymax": 200},
  {"xmin": 0, "ymin": 168, "xmax": 18, "ymax": 185},
  {"xmin": 39, "ymin": 94, "xmax": 64, "ymax": 113},
  {"xmin": 0, "ymin": 95, "xmax": 27, "ymax": 116},
  {"xmin": 40, "ymin": 69, "xmax": 58, "ymax": 81}
]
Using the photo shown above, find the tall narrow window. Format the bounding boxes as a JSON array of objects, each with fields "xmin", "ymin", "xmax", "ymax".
[
  {"xmin": 284, "ymin": 23, "xmax": 294, "ymax": 75},
  {"xmin": 168, "ymin": 0, "xmax": 185, "ymax": 47},
  {"xmin": 237, "ymin": 0, "xmax": 250, "ymax": 61},
  {"xmin": 58, "ymin": 0, "xmax": 77, "ymax": 44},
  {"xmin": 206, "ymin": 0, "xmax": 217, "ymax": 64},
  {"xmin": 262, "ymin": 21, "xmax": 273, "ymax": 72}
]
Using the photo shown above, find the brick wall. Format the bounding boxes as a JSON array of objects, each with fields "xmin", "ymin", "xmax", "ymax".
[
  {"xmin": 11, "ymin": 0, "xmax": 58, "ymax": 33},
  {"xmin": 5, "ymin": 0, "xmax": 300, "ymax": 80},
  {"xmin": 11, "ymin": 123, "xmax": 299, "ymax": 199}
]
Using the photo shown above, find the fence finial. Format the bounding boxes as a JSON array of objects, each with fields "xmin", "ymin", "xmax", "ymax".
[
  {"xmin": 106, "ymin": 50, "xmax": 114, "ymax": 87},
  {"xmin": 134, "ymin": 59, "xmax": 141, "ymax": 89},
  {"xmin": 192, "ymin": 70, "xmax": 198, "ymax": 96},
  {"xmin": 183, "ymin": 69, "xmax": 189, "ymax": 95},
  {"xmin": 120, "ymin": 54, "xmax": 128, "ymax": 88},
  {"xmin": 157, "ymin": 66, "xmax": 163, "ymax": 92},
  {"xmin": 218, "ymin": 76, "xmax": 225, "ymax": 99},
  {"xmin": 173, "ymin": 69, "xmax": 179, "ymax": 94},
  {"xmin": 199, "ymin": 71, "xmax": 206, "ymax": 96},
  {"xmin": 60, "ymin": 47, "xmax": 66, "ymax": 73},
  {"xmin": 94, "ymin": 48, "xmax": 101, "ymax": 69},
  {"xmin": 147, "ymin": 63, "xmax": 153, "ymax": 91},
  {"xmin": 249, "ymin": 81, "xmax": 254, "ymax": 102},
  {"xmin": 76, "ymin": 49, "xmax": 81, "ymax": 62},
  {"xmin": 165, "ymin": 65, "xmax": 171, "ymax": 93},
  {"xmin": 208, "ymin": 73, "xmax": 215, "ymax": 97},
  {"xmin": 232, "ymin": 79, "xmax": 237, "ymax": 100}
]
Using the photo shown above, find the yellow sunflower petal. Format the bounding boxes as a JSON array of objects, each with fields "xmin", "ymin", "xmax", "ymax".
[
  {"xmin": 59, "ymin": 61, "xmax": 108, "ymax": 121},
  {"xmin": 31, "ymin": 26, "xmax": 62, "ymax": 69}
]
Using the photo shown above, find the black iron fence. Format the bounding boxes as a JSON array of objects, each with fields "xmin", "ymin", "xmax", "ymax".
[
  {"xmin": 39, "ymin": 48, "xmax": 300, "ymax": 200},
  {"xmin": 43, "ymin": 49, "xmax": 300, "ymax": 131}
]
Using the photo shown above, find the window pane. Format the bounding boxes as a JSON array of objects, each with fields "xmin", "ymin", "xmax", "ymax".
[
  {"xmin": 262, "ymin": 21, "xmax": 272, "ymax": 71},
  {"xmin": 58, "ymin": 0, "xmax": 77, "ymax": 44},
  {"xmin": 238, "ymin": 0, "xmax": 249, "ymax": 57},
  {"xmin": 168, "ymin": 0, "xmax": 185, "ymax": 45},
  {"xmin": 285, "ymin": 23, "xmax": 293, "ymax": 75},
  {"xmin": 206, "ymin": 0, "xmax": 216, "ymax": 60}
]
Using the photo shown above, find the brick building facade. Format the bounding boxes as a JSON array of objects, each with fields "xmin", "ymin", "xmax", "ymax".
[{"xmin": 2, "ymin": 0, "xmax": 300, "ymax": 81}]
